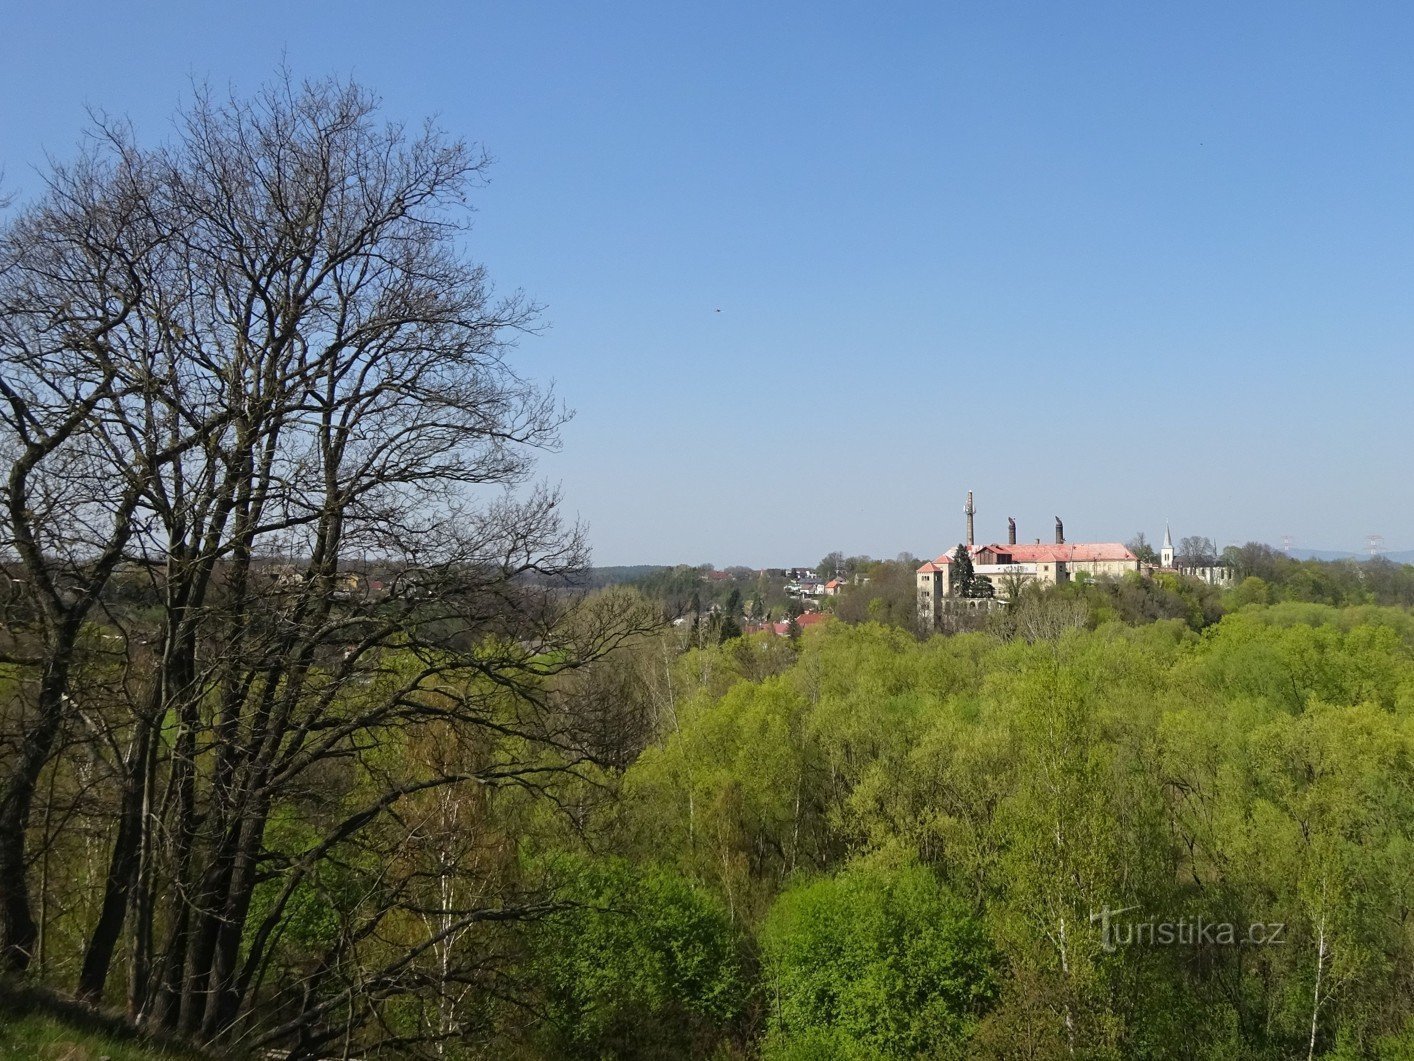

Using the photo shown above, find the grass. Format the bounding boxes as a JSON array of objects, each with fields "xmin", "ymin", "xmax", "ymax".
[
  {"xmin": 0, "ymin": 980, "xmax": 210, "ymax": 1060},
  {"xmin": 0, "ymin": 1011, "xmax": 196, "ymax": 1059}
]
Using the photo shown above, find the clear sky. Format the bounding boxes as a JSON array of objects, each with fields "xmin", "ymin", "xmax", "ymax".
[{"xmin": 4, "ymin": 2, "xmax": 1412, "ymax": 565}]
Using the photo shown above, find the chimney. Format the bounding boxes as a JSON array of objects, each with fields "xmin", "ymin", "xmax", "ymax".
[
  {"xmin": 1007, "ymin": 517, "xmax": 1016, "ymax": 546},
  {"xmin": 965, "ymin": 490, "xmax": 975, "ymax": 547},
  {"xmin": 1055, "ymin": 516, "xmax": 1064, "ymax": 544}
]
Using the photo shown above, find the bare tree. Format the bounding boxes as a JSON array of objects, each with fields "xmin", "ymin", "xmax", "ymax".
[
  {"xmin": 1125, "ymin": 532, "xmax": 1158, "ymax": 566},
  {"xmin": 1012, "ymin": 592, "xmax": 1090, "ymax": 643},
  {"xmin": 0, "ymin": 73, "xmax": 651, "ymax": 1053},
  {"xmin": 0, "ymin": 135, "xmax": 178, "ymax": 973},
  {"xmin": 1176, "ymin": 536, "xmax": 1217, "ymax": 569}
]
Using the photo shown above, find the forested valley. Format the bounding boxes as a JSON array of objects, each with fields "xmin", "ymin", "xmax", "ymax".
[
  {"xmin": 5, "ymin": 75, "xmax": 1414, "ymax": 1061},
  {"xmin": 12, "ymin": 575, "xmax": 1414, "ymax": 1058}
]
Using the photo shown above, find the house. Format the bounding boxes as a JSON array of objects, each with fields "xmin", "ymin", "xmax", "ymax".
[
  {"xmin": 332, "ymin": 572, "xmax": 364, "ymax": 599},
  {"xmin": 739, "ymin": 611, "xmax": 829, "ymax": 637},
  {"xmin": 771, "ymin": 611, "xmax": 829, "ymax": 636}
]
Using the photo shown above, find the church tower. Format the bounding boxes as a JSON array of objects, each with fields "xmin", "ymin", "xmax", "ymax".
[{"xmin": 1161, "ymin": 523, "xmax": 1174, "ymax": 568}]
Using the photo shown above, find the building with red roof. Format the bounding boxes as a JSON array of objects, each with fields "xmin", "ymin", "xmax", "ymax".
[{"xmin": 917, "ymin": 492, "xmax": 1141, "ymax": 629}]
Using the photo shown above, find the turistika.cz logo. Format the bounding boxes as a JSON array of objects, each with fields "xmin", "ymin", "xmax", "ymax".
[{"xmin": 1090, "ymin": 905, "xmax": 1286, "ymax": 953}]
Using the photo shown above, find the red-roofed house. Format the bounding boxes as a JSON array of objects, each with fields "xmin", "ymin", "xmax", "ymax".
[{"xmin": 748, "ymin": 611, "xmax": 832, "ymax": 637}]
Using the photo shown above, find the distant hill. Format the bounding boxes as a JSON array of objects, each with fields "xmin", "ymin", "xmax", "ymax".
[
  {"xmin": 1283, "ymin": 548, "xmax": 1363, "ymax": 561},
  {"xmin": 583, "ymin": 565, "xmax": 668, "ymax": 586},
  {"xmin": 519, "ymin": 565, "xmax": 668, "ymax": 589}
]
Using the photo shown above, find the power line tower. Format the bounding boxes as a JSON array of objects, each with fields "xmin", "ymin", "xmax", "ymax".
[{"xmin": 1367, "ymin": 533, "xmax": 1386, "ymax": 559}]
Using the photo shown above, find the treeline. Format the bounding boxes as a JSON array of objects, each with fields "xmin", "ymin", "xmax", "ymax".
[
  {"xmin": 518, "ymin": 565, "xmax": 668, "ymax": 591},
  {"xmin": 821, "ymin": 545, "xmax": 1414, "ymax": 640},
  {"xmin": 627, "ymin": 556, "xmax": 926, "ymax": 632},
  {"xmin": 632, "ymin": 566, "xmax": 799, "ymax": 623},
  {"xmin": 1224, "ymin": 544, "xmax": 1414, "ymax": 608},
  {"xmin": 617, "ymin": 546, "xmax": 1414, "ymax": 642}
]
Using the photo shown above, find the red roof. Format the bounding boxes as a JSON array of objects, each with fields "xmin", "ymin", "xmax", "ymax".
[
  {"xmin": 770, "ymin": 612, "xmax": 830, "ymax": 635},
  {"xmin": 977, "ymin": 542, "xmax": 1137, "ymax": 563},
  {"xmin": 920, "ymin": 543, "xmax": 1137, "ymax": 572}
]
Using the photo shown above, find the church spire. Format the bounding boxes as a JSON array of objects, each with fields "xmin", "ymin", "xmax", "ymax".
[{"xmin": 1161, "ymin": 523, "xmax": 1174, "ymax": 567}]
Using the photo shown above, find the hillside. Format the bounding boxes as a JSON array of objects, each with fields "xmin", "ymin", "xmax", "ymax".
[{"xmin": 0, "ymin": 983, "xmax": 205, "ymax": 1060}]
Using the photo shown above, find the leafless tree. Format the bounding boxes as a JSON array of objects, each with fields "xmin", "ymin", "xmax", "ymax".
[
  {"xmin": 1009, "ymin": 587, "xmax": 1091, "ymax": 643},
  {"xmin": 0, "ymin": 133, "xmax": 176, "ymax": 975},
  {"xmin": 0, "ymin": 73, "xmax": 651, "ymax": 1054},
  {"xmin": 1176, "ymin": 535, "xmax": 1218, "ymax": 569}
]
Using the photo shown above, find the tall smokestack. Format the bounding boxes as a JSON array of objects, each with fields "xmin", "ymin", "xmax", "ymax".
[
  {"xmin": 965, "ymin": 490, "xmax": 975, "ymax": 547},
  {"xmin": 1055, "ymin": 516, "xmax": 1064, "ymax": 544},
  {"xmin": 1007, "ymin": 517, "xmax": 1016, "ymax": 546}
]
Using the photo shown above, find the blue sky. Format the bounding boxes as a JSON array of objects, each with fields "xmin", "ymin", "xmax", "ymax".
[{"xmin": 4, "ymin": 3, "xmax": 1412, "ymax": 565}]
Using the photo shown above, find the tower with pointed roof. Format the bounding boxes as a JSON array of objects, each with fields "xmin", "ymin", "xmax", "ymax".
[{"xmin": 1160, "ymin": 523, "xmax": 1174, "ymax": 568}]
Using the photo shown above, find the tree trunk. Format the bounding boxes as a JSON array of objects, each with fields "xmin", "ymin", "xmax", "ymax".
[
  {"xmin": 149, "ymin": 696, "xmax": 199, "ymax": 1032},
  {"xmin": 78, "ymin": 706, "xmax": 157, "ymax": 1001},
  {"xmin": 1308, "ymin": 908, "xmax": 1327, "ymax": 1061},
  {"xmin": 127, "ymin": 721, "xmax": 161, "ymax": 1021},
  {"xmin": 0, "ymin": 663, "xmax": 71, "ymax": 971}
]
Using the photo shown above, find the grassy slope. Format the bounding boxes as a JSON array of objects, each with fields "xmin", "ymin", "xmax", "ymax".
[
  {"xmin": 0, "ymin": 1011, "xmax": 195, "ymax": 1059},
  {"xmin": 0, "ymin": 982, "xmax": 208, "ymax": 1060}
]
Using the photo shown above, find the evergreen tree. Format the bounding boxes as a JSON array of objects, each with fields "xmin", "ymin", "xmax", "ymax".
[
  {"xmin": 950, "ymin": 544, "xmax": 974, "ymax": 596},
  {"xmin": 718, "ymin": 614, "xmax": 743, "ymax": 643},
  {"xmin": 949, "ymin": 544, "xmax": 994, "ymax": 598}
]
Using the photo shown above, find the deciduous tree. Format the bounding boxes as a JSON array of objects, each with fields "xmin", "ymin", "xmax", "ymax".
[{"xmin": 0, "ymin": 72, "xmax": 649, "ymax": 1052}]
